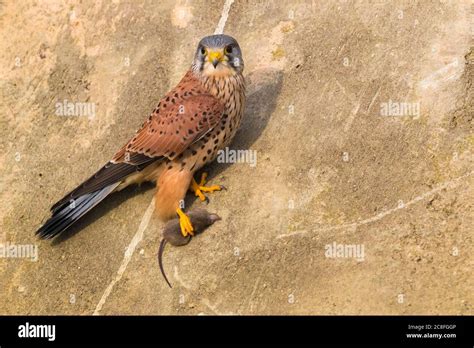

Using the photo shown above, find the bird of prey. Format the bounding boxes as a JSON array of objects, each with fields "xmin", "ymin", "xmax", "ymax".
[{"xmin": 36, "ymin": 34, "xmax": 245, "ymax": 239}]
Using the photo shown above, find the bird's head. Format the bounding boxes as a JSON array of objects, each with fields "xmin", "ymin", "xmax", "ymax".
[{"xmin": 192, "ymin": 34, "xmax": 244, "ymax": 78}]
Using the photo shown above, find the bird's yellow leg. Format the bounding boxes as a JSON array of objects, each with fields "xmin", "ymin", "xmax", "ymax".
[
  {"xmin": 190, "ymin": 172, "xmax": 224, "ymax": 202},
  {"xmin": 176, "ymin": 208, "xmax": 194, "ymax": 237}
]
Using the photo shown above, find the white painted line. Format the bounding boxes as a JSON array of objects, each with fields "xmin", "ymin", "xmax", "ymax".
[
  {"xmin": 365, "ymin": 84, "xmax": 382, "ymax": 115},
  {"xmin": 276, "ymin": 230, "xmax": 308, "ymax": 239},
  {"xmin": 420, "ymin": 58, "xmax": 461, "ymax": 90},
  {"xmin": 214, "ymin": 0, "xmax": 234, "ymax": 34},
  {"xmin": 93, "ymin": 198, "xmax": 156, "ymax": 315},
  {"xmin": 276, "ymin": 171, "xmax": 473, "ymax": 239}
]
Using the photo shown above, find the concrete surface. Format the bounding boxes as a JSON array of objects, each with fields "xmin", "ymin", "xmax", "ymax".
[{"xmin": 0, "ymin": 0, "xmax": 473, "ymax": 314}]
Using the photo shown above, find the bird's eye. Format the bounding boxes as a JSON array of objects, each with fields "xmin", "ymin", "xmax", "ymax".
[
  {"xmin": 224, "ymin": 45, "xmax": 233, "ymax": 54},
  {"xmin": 200, "ymin": 47, "xmax": 206, "ymax": 55}
]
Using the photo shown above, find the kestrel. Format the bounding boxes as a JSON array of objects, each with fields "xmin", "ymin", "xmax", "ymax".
[{"xmin": 36, "ymin": 34, "xmax": 245, "ymax": 239}]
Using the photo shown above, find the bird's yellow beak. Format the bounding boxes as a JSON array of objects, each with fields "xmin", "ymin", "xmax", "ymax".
[{"xmin": 207, "ymin": 49, "xmax": 224, "ymax": 68}]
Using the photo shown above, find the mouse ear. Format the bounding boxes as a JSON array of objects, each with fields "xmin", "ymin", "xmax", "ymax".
[{"xmin": 208, "ymin": 213, "xmax": 221, "ymax": 222}]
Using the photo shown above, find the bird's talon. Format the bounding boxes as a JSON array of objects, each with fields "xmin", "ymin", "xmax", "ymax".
[
  {"xmin": 176, "ymin": 208, "xmax": 194, "ymax": 237},
  {"xmin": 189, "ymin": 173, "xmax": 225, "ymax": 203},
  {"xmin": 195, "ymin": 189, "xmax": 207, "ymax": 202},
  {"xmin": 199, "ymin": 185, "xmax": 222, "ymax": 193}
]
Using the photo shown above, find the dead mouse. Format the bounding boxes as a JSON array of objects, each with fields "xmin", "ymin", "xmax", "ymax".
[{"xmin": 158, "ymin": 208, "xmax": 221, "ymax": 288}]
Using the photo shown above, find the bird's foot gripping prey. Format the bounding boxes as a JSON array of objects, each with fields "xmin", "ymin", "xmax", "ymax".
[
  {"xmin": 190, "ymin": 172, "xmax": 225, "ymax": 203},
  {"xmin": 36, "ymin": 34, "xmax": 245, "ymax": 242},
  {"xmin": 176, "ymin": 207, "xmax": 194, "ymax": 237},
  {"xmin": 158, "ymin": 208, "xmax": 221, "ymax": 288}
]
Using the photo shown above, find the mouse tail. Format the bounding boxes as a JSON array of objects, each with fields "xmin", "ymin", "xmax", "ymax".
[{"xmin": 158, "ymin": 239, "xmax": 172, "ymax": 288}]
